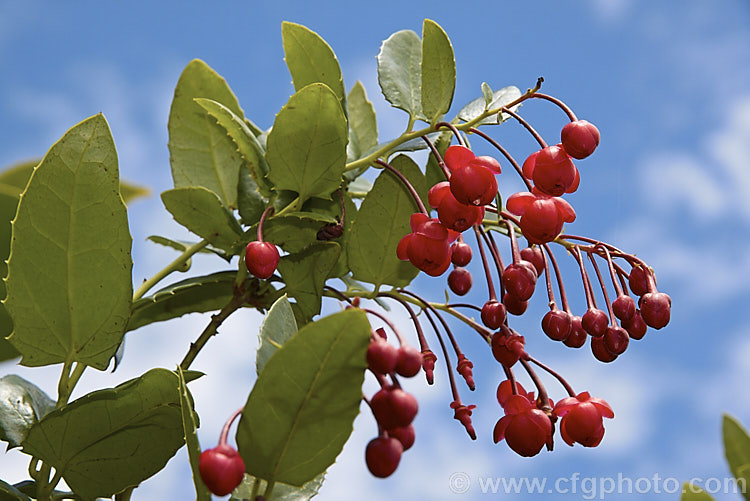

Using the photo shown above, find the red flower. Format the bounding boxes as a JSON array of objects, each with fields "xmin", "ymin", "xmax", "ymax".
[
  {"xmin": 496, "ymin": 380, "xmax": 535, "ymax": 408},
  {"xmin": 522, "ymin": 145, "xmax": 579, "ymax": 196},
  {"xmin": 506, "ymin": 188, "xmax": 576, "ymax": 244},
  {"xmin": 493, "ymin": 395, "xmax": 552, "ymax": 457},
  {"xmin": 396, "ymin": 213, "xmax": 458, "ymax": 276},
  {"xmin": 491, "ymin": 330, "xmax": 527, "ymax": 368},
  {"xmin": 553, "ymin": 391, "xmax": 614, "ymax": 447},
  {"xmin": 428, "ymin": 181, "xmax": 484, "ymax": 232},
  {"xmin": 444, "ymin": 145, "xmax": 502, "ymax": 206}
]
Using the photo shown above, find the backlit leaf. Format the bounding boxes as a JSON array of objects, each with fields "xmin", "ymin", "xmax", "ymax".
[
  {"xmin": 457, "ymin": 85, "xmax": 522, "ymax": 125},
  {"xmin": 346, "ymin": 81, "xmax": 378, "ymax": 161},
  {"xmin": 177, "ymin": 367, "xmax": 211, "ymax": 501},
  {"xmin": 277, "ymin": 242, "xmax": 340, "ymax": 321},
  {"xmin": 256, "ymin": 295, "xmax": 297, "ymax": 374},
  {"xmin": 4, "ymin": 114, "xmax": 132, "ymax": 370},
  {"xmin": 377, "ymin": 30, "xmax": 424, "ymax": 119},
  {"xmin": 420, "ymin": 19, "xmax": 455, "ymax": 123},
  {"xmin": 237, "ymin": 309, "xmax": 369, "ymax": 486}
]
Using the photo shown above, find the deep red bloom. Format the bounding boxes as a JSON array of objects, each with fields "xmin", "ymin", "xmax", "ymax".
[
  {"xmin": 523, "ymin": 145, "xmax": 580, "ymax": 196},
  {"xmin": 199, "ymin": 445, "xmax": 246, "ymax": 496},
  {"xmin": 553, "ymin": 391, "xmax": 614, "ymax": 447},
  {"xmin": 496, "ymin": 380, "xmax": 534, "ymax": 407},
  {"xmin": 245, "ymin": 241, "xmax": 280, "ymax": 279},
  {"xmin": 493, "ymin": 395, "xmax": 552, "ymax": 457},
  {"xmin": 506, "ymin": 189, "xmax": 576, "ymax": 244},
  {"xmin": 428, "ymin": 181, "xmax": 484, "ymax": 232},
  {"xmin": 561, "ymin": 120, "xmax": 600, "ymax": 159},
  {"xmin": 444, "ymin": 145, "xmax": 502, "ymax": 206},
  {"xmin": 491, "ymin": 329, "xmax": 527, "ymax": 368},
  {"xmin": 396, "ymin": 213, "xmax": 458, "ymax": 276}
]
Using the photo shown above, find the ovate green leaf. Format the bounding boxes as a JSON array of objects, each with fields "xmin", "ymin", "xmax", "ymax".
[
  {"xmin": 237, "ymin": 165, "xmax": 266, "ymax": 226},
  {"xmin": 256, "ymin": 295, "xmax": 297, "ymax": 374},
  {"xmin": 266, "ymin": 83, "xmax": 348, "ymax": 204},
  {"xmin": 4, "ymin": 114, "xmax": 132, "ymax": 369},
  {"xmin": 420, "ymin": 19, "xmax": 455, "ymax": 123},
  {"xmin": 260, "ymin": 212, "xmax": 335, "ymax": 254},
  {"xmin": 282, "ymin": 22, "xmax": 345, "ymax": 105},
  {"xmin": 168, "ymin": 60, "xmax": 245, "ymax": 207},
  {"xmin": 346, "ymin": 81, "xmax": 378, "ymax": 161},
  {"xmin": 377, "ymin": 30, "xmax": 424, "ymax": 120},
  {"xmin": 347, "ymin": 155, "xmax": 427, "ymax": 288},
  {"xmin": 177, "ymin": 368, "xmax": 211, "ymax": 501},
  {"xmin": 723, "ymin": 415, "xmax": 750, "ymax": 501},
  {"xmin": 22, "ymin": 369, "xmax": 190, "ymax": 500},
  {"xmin": 0, "ymin": 375, "xmax": 54, "ymax": 448},
  {"xmin": 161, "ymin": 186, "xmax": 243, "ymax": 252},
  {"xmin": 457, "ymin": 85, "xmax": 522, "ymax": 125},
  {"xmin": 237, "ymin": 309, "xmax": 369, "ymax": 486},
  {"xmin": 277, "ymin": 242, "xmax": 340, "ymax": 321},
  {"xmin": 0, "ymin": 188, "xmax": 19, "ymax": 362}
]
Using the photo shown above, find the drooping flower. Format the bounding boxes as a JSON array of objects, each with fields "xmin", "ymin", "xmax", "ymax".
[
  {"xmin": 396, "ymin": 213, "xmax": 458, "ymax": 276},
  {"xmin": 444, "ymin": 145, "xmax": 502, "ymax": 206},
  {"xmin": 553, "ymin": 391, "xmax": 614, "ymax": 447},
  {"xmin": 493, "ymin": 395, "xmax": 552, "ymax": 457}
]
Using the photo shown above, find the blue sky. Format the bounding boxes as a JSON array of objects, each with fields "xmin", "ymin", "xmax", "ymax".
[{"xmin": 1, "ymin": 1, "xmax": 750, "ymax": 499}]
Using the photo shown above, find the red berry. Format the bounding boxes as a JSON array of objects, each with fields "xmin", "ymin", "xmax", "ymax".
[
  {"xmin": 444, "ymin": 145, "xmax": 502, "ymax": 206},
  {"xmin": 563, "ymin": 315, "xmax": 587, "ymax": 348},
  {"xmin": 639, "ymin": 292, "xmax": 671, "ymax": 329},
  {"xmin": 371, "ymin": 387, "xmax": 419, "ymax": 430},
  {"xmin": 389, "ymin": 425, "xmax": 415, "ymax": 451},
  {"xmin": 603, "ymin": 326, "xmax": 629, "ymax": 355},
  {"xmin": 622, "ymin": 309, "xmax": 648, "ymax": 340},
  {"xmin": 367, "ymin": 338, "xmax": 398, "ymax": 375},
  {"xmin": 612, "ymin": 294, "xmax": 636, "ymax": 321},
  {"xmin": 493, "ymin": 395, "xmax": 552, "ymax": 457},
  {"xmin": 481, "ymin": 300, "xmax": 507, "ymax": 330},
  {"xmin": 365, "ymin": 436, "xmax": 403, "ymax": 478},
  {"xmin": 502, "ymin": 261, "xmax": 538, "ymax": 301},
  {"xmin": 491, "ymin": 330, "xmax": 526, "ymax": 368},
  {"xmin": 198, "ymin": 445, "xmax": 246, "ymax": 496},
  {"xmin": 245, "ymin": 241, "xmax": 280, "ymax": 279},
  {"xmin": 503, "ymin": 292, "xmax": 529, "ymax": 316},
  {"xmin": 553, "ymin": 391, "xmax": 614, "ymax": 447},
  {"xmin": 561, "ymin": 120, "xmax": 600, "ymax": 160},
  {"xmin": 448, "ymin": 267, "xmax": 473, "ymax": 296},
  {"xmin": 520, "ymin": 246, "xmax": 545, "ymax": 276},
  {"xmin": 496, "ymin": 380, "xmax": 533, "ymax": 407},
  {"xmin": 396, "ymin": 213, "xmax": 458, "ymax": 276},
  {"xmin": 591, "ymin": 336, "xmax": 618, "ymax": 363},
  {"xmin": 395, "ymin": 345, "xmax": 422, "ymax": 377},
  {"xmin": 451, "ymin": 240, "xmax": 473, "ymax": 266},
  {"xmin": 428, "ymin": 182, "xmax": 484, "ymax": 232},
  {"xmin": 531, "ymin": 144, "xmax": 578, "ymax": 196},
  {"xmin": 506, "ymin": 189, "xmax": 576, "ymax": 244},
  {"xmin": 582, "ymin": 308, "xmax": 608, "ymax": 337},
  {"xmin": 542, "ymin": 309, "xmax": 573, "ymax": 341},
  {"xmin": 628, "ymin": 266, "xmax": 651, "ymax": 296}
]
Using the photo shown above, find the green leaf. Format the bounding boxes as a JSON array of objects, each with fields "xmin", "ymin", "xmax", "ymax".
[
  {"xmin": 128, "ymin": 271, "xmax": 246, "ymax": 332},
  {"xmin": 256, "ymin": 295, "xmax": 297, "ymax": 374},
  {"xmin": 22, "ymin": 369, "xmax": 190, "ymax": 500},
  {"xmin": 168, "ymin": 59, "xmax": 245, "ymax": 207},
  {"xmin": 260, "ymin": 212, "xmax": 335, "ymax": 254},
  {"xmin": 237, "ymin": 309, "xmax": 369, "ymax": 486},
  {"xmin": 146, "ymin": 235, "xmax": 231, "ymax": 262},
  {"xmin": 0, "ymin": 375, "xmax": 54, "ymax": 448},
  {"xmin": 346, "ymin": 81, "xmax": 378, "ymax": 161},
  {"xmin": 457, "ymin": 85, "xmax": 523, "ymax": 125},
  {"xmin": 277, "ymin": 242, "xmax": 340, "ymax": 321},
  {"xmin": 680, "ymin": 485, "xmax": 716, "ymax": 501},
  {"xmin": 0, "ymin": 480, "xmax": 30, "ymax": 500},
  {"xmin": 347, "ymin": 154, "xmax": 427, "ymax": 288},
  {"xmin": 420, "ymin": 19, "xmax": 455, "ymax": 123},
  {"xmin": 177, "ymin": 367, "xmax": 211, "ymax": 501},
  {"xmin": 4, "ymin": 114, "xmax": 132, "ymax": 370},
  {"xmin": 377, "ymin": 30, "xmax": 424, "ymax": 120},
  {"xmin": 231, "ymin": 473, "xmax": 324, "ymax": 501},
  {"xmin": 161, "ymin": 186, "xmax": 244, "ymax": 252},
  {"xmin": 266, "ymin": 83, "xmax": 348, "ymax": 204},
  {"xmin": 282, "ymin": 22, "xmax": 345, "ymax": 106},
  {"xmin": 194, "ymin": 98, "xmax": 272, "ymax": 197},
  {"xmin": 724, "ymin": 414, "xmax": 750, "ymax": 500}
]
